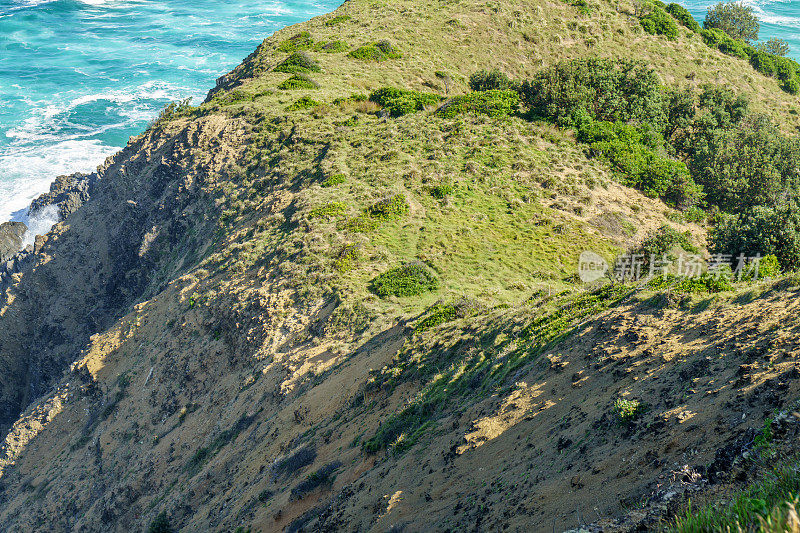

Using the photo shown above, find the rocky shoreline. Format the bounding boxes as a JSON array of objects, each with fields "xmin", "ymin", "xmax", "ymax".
[{"xmin": 0, "ymin": 171, "xmax": 97, "ymax": 297}]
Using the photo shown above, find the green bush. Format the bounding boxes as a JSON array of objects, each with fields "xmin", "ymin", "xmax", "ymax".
[
  {"xmin": 704, "ymin": 1, "xmax": 759, "ymax": 42},
  {"xmin": 339, "ymin": 216, "xmax": 378, "ymax": 233},
  {"xmin": 750, "ymin": 50, "xmax": 776, "ymax": 77},
  {"xmin": 519, "ymin": 59, "xmax": 667, "ymax": 127},
  {"xmin": 689, "ymin": 115, "xmax": 800, "ymax": 212},
  {"xmin": 365, "ymin": 194, "xmax": 409, "ymax": 220},
  {"xmin": 469, "ymin": 69, "xmax": 513, "ymax": 91},
  {"xmin": 783, "ymin": 76, "xmax": 800, "ymax": 95},
  {"xmin": 309, "ymin": 202, "xmax": 347, "ymax": 219},
  {"xmin": 148, "ymin": 512, "xmax": 174, "ymax": 533},
  {"xmin": 369, "ymin": 262, "xmax": 439, "ymax": 297},
  {"xmin": 436, "ymin": 90, "xmax": 520, "ymax": 118},
  {"xmin": 666, "ymin": 3, "xmax": 700, "ymax": 32},
  {"xmin": 758, "ymin": 37, "xmax": 790, "ymax": 57},
  {"xmin": 348, "ymin": 40, "xmax": 401, "ymax": 61},
  {"xmin": 278, "ymin": 74, "xmax": 319, "ymax": 90},
  {"xmin": 313, "ymin": 40, "xmax": 349, "ymax": 53},
  {"xmin": 614, "ymin": 398, "xmax": 644, "ymax": 424},
  {"xmin": 710, "ymin": 204, "xmax": 800, "ymax": 270},
  {"xmin": 640, "ymin": 4, "xmax": 680, "ymax": 40},
  {"xmin": 286, "ymin": 97, "xmax": 321, "ymax": 111},
  {"xmin": 415, "ymin": 304, "xmax": 458, "ymax": 332},
  {"xmin": 578, "ymin": 120, "xmax": 702, "ymax": 207},
  {"xmin": 701, "ymin": 28, "xmax": 751, "ymax": 59},
  {"xmin": 290, "ymin": 462, "xmax": 341, "ymax": 499},
  {"xmin": 322, "ymin": 173, "xmax": 346, "ymax": 187},
  {"xmin": 676, "ymin": 271, "xmax": 733, "ymax": 292},
  {"xmin": 631, "ymin": 224, "xmax": 698, "ymax": 268},
  {"xmin": 430, "ymin": 183, "xmax": 454, "ymax": 198},
  {"xmin": 369, "ymin": 87, "xmax": 440, "ymax": 117},
  {"xmin": 274, "ymin": 52, "xmax": 321, "ymax": 74},
  {"xmin": 277, "ymin": 31, "xmax": 313, "ymax": 52},
  {"xmin": 324, "ymin": 14, "xmax": 351, "ymax": 26}
]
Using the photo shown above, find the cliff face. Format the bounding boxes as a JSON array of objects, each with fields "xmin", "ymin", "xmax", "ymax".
[{"xmin": 1, "ymin": 0, "xmax": 800, "ymax": 531}]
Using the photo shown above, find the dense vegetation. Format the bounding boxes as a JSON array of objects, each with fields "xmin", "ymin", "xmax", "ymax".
[{"xmin": 514, "ymin": 55, "xmax": 800, "ymax": 269}]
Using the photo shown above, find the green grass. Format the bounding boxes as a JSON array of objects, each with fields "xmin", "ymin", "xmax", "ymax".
[{"xmin": 670, "ymin": 464, "xmax": 800, "ymax": 532}]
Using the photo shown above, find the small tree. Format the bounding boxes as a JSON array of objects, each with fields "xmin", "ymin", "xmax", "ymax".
[
  {"xmin": 704, "ymin": 2, "xmax": 759, "ymax": 42},
  {"xmin": 758, "ymin": 37, "xmax": 790, "ymax": 57}
]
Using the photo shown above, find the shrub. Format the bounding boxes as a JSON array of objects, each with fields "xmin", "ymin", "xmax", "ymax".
[
  {"xmin": 339, "ymin": 216, "xmax": 379, "ymax": 233},
  {"xmin": 704, "ymin": 1, "xmax": 759, "ymax": 42},
  {"xmin": 701, "ymin": 28, "xmax": 751, "ymax": 59},
  {"xmin": 750, "ymin": 50, "xmax": 776, "ymax": 77},
  {"xmin": 369, "ymin": 87, "xmax": 440, "ymax": 117},
  {"xmin": 758, "ymin": 37, "xmax": 790, "ymax": 57},
  {"xmin": 148, "ymin": 512, "xmax": 174, "ymax": 533},
  {"xmin": 676, "ymin": 271, "xmax": 734, "ymax": 292},
  {"xmin": 783, "ymin": 76, "xmax": 800, "ymax": 95},
  {"xmin": 415, "ymin": 304, "xmax": 458, "ymax": 332},
  {"xmin": 333, "ymin": 244, "xmax": 360, "ymax": 272},
  {"xmin": 277, "ymin": 31, "xmax": 313, "ymax": 52},
  {"xmin": 430, "ymin": 183, "xmax": 454, "ymax": 198},
  {"xmin": 710, "ymin": 204, "xmax": 800, "ymax": 270},
  {"xmin": 689, "ymin": 115, "xmax": 800, "ymax": 212},
  {"xmin": 278, "ymin": 74, "xmax": 319, "ymax": 90},
  {"xmin": 666, "ymin": 3, "xmax": 701, "ymax": 32},
  {"xmin": 614, "ymin": 398, "xmax": 644, "ymax": 424},
  {"xmin": 322, "ymin": 173, "xmax": 346, "ymax": 187},
  {"xmin": 366, "ymin": 194, "xmax": 409, "ymax": 220},
  {"xmin": 640, "ymin": 4, "xmax": 680, "ymax": 40},
  {"xmin": 519, "ymin": 59, "xmax": 667, "ymax": 127},
  {"xmin": 369, "ymin": 262, "xmax": 439, "ymax": 297},
  {"xmin": 309, "ymin": 202, "xmax": 347, "ymax": 219},
  {"xmin": 314, "ymin": 40, "xmax": 349, "ymax": 53},
  {"xmin": 213, "ymin": 89, "xmax": 253, "ymax": 105},
  {"xmin": 274, "ymin": 52, "xmax": 320, "ymax": 74},
  {"xmin": 436, "ymin": 90, "xmax": 520, "ymax": 118},
  {"xmin": 630, "ymin": 224, "xmax": 697, "ymax": 270},
  {"xmin": 578, "ymin": 120, "xmax": 702, "ymax": 207},
  {"xmin": 286, "ymin": 97, "xmax": 321, "ymax": 111},
  {"xmin": 324, "ymin": 14, "xmax": 351, "ymax": 26},
  {"xmin": 348, "ymin": 41, "xmax": 401, "ymax": 61},
  {"xmin": 290, "ymin": 462, "xmax": 342, "ymax": 499},
  {"xmin": 469, "ymin": 68, "xmax": 513, "ymax": 91},
  {"xmin": 270, "ymin": 445, "xmax": 317, "ymax": 481}
]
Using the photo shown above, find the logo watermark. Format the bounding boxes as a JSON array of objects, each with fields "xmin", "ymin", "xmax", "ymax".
[{"xmin": 579, "ymin": 252, "xmax": 766, "ymax": 283}]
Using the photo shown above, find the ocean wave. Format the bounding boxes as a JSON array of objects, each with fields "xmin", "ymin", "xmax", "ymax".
[
  {"xmin": 0, "ymin": 139, "xmax": 118, "ymax": 223},
  {"xmin": 5, "ymin": 80, "xmax": 199, "ymax": 144}
]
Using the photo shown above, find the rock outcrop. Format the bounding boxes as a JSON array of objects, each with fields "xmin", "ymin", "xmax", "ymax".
[{"xmin": 0, "ymin": 222, "xmax": 25, "ymax": 263}]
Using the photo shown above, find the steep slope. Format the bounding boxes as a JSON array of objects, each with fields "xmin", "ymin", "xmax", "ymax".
[{"xmin": 0, "ymin": 0, "xmax": 799, "ymax": 531}]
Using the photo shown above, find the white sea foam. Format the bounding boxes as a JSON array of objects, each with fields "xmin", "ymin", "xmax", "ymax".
[{"xmin": 0, "ymin": 139, "xmax": 118, "ymax": 223}]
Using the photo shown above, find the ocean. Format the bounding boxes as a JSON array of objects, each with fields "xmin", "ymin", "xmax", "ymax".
[
  {"xmin": 0, "ymin": 0, "xmax": 798, "ymax": 227},
  {"xmin": 685, "ymin": 0, "xmax": 800, "ymax": 51},
  {"xmin": 0, "ymin": 0, "xmax": 335, "ymax": 225}
]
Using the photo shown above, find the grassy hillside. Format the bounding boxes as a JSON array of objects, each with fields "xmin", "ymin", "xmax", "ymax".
[{"xmin": 2, "ymin": 0, "xmax": 800, "ymax": 532}]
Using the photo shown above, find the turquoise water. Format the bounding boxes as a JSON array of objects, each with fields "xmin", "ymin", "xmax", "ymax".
[
  {"xmin": 685, "ymin": 1, "xmax": 800, "ymax": 57},
  {"xmin": 0, "ymin": 0, "xmax": 335, "ymax": 222},
  {"xmin": 1, "ymin": 1, "xmax": 798, "ymax": 225}
]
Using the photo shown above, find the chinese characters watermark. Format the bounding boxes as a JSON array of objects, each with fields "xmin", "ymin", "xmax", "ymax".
[{"xmin": 578, "ymin": 251, "xmax": 765, "ymax": 283}]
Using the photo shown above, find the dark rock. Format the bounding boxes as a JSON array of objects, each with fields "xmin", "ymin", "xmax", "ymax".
[
  {"xmin": 0, "ymin": 221, "xmax": 26, "ymax": 263},
  {"xmin": 28, "ymin": 172, "xmax": 96, "ymax": 221}
]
